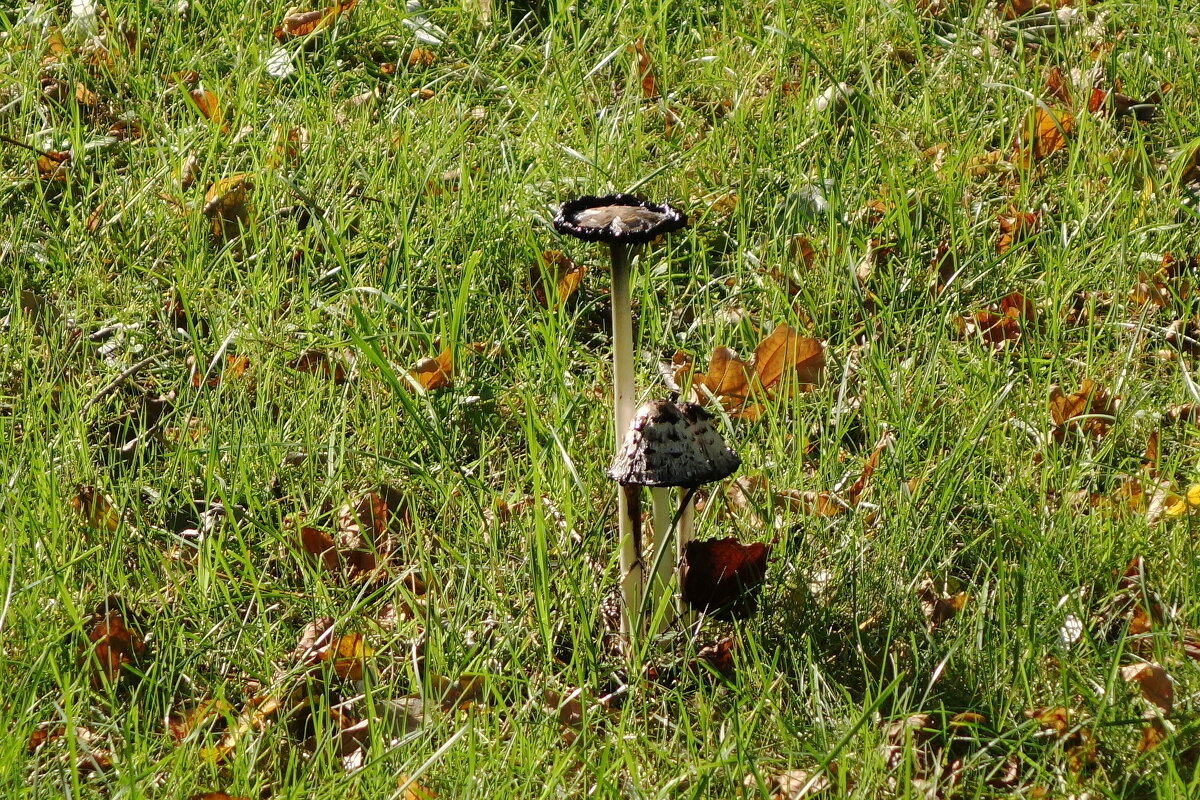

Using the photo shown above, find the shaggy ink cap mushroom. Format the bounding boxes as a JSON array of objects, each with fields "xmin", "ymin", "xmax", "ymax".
[
  {"xmin": 608, "ymin": 400, "xmax": 741, "ymax": 488},
  {"xmin": 554, "ymin": 194, "xmax": 687, "ymax": 246}
]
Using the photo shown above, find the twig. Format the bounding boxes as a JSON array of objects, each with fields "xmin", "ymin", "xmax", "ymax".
[
  {"xmin": 0, "ymin": 134, "xmax": 55, "ymax": 159},
  {"xmin": 79, "ymin": 348, "xmax": 183, "ymax": 417}
]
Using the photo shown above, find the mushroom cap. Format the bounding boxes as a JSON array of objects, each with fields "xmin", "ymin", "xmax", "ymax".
[
  {"xmin": 554, "ymin": 194, "xmax": 686, "ymax": 245},
  {"xmin": 607, "ymin": 399, "xmax": 740, "ymax": 487}
]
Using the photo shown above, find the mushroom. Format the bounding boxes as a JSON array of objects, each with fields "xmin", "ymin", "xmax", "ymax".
[
  {"xmin": 608, "ymin": 399, "xmax": 740, "ymax": 626},
  {"xmin": 554, "ymin": 194, "xmax": 686, "ymax": 637}
]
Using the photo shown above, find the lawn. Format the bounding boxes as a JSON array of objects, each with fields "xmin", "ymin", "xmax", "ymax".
[{"xmin": 3, "ymin": 0, "xmax": 1200, "ymax": 797}]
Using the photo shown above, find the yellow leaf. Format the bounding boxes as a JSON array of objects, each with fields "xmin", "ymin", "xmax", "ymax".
[{"xmin": 410, "ymin": 346, "xmax": 453, "ymax": 390}]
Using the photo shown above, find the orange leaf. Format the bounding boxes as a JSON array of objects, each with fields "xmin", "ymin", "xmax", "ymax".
[
  {"xmin": 1014, "ymin": 107, "xmax": 1072, "ymax": 166},
  {"xmin": 71, "ymin": 486, "xmax": 119, "ymax": 531},
  {"xmin": 1120, "ymin": 662, "xmax": 1173, "ymax": 715},
  {"xmin": 628, "ymin": 38, "xmax": 657, "ymax": 99},
  {"xmin": 699, "ymin": 346, "xmax": 755, "ymax": 404},
  {"xmin": 410, "ymin": 346, "xmax": 453, "ymax": 390},
  {"xmin": 187, "ymin": 88, "xmax": 225, "ymax": 129},
  {"xmin": 996, "ymin": 209, "xmax": 1040, "ymax": 254},
  {"xmin": 202, "ymin": 175, "xmax": 254, "ymax": 241},
  {"xmin": 299, "ymin": 526, "xmax": 340, "ymax": 571},
  {"xmin": 752, "ymin": 324, "xmax": 824, "ymax": 391},
  {"xmin": 274, "ymin": 0, "xmax": 358, "ymax": 41},
  {"xmin": 1049, "ymin": 379, "xmax": 1115, "ymax": 439},
  {"xmin": 531, "ymin": 250, "xmax": 587, "ymax": 307},
  {"xmin": 320, "ymin": 633, "xmax": 373, "ymax": 680},
  {"xmin": 85, "ymin": 603, "xmax": 145, "ymax": 687}
]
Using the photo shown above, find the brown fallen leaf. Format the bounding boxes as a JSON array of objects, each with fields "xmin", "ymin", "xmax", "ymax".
[
  {"xmin": 71, "ymin": 485, "xmax": 120, "ymax": 531},
  {"xmin": 1120, "ymin": 662, "xmax": 1173, "ymax": 715},
  {"xmin": 202, "ymin": 174, "xmax": 254, "ymax": 241},
  {"xmin": 319, "ymin": 633, "xmax": 373, "ymax": 680},
  {"xmin": 84, "ymin": 598, "xmax": 146, "ymax": 688},
  {"xmin": 628, "ymin": 37, "xmax": 658, "ymax": 99},
  {"xmin": 531, "ymin": 250, "xmax": 587, "ymax": 308},
  {"xmin": 274, "ymin": 0, "xmax": 358, "ymax": 41},
  {"xmin": 288, "ymin": 348, "xmax": 348, "ymax": 384},
  {"xmin": 754, "ymin": 323, "xmax": 825, "ymax": 393},
  {"xmin": 681, "ymin": 536, "xmax": 771, "ymax": 620},
  {"xmin": 167, "ymin": 699, "xmax": 234, "ymax": 742},
  {"xmin": 37, "ymin": 149, "xmax": 71, "ymax": 182},
  {"xmin": 187, "ymin": 88, "xmax": 226, "ymax": 130},
  {"xmin": 917, "ymin": 576, "xmax": 970, "ymax": 629},
  {"xmin": 1049, "ymin": 379, "xmax": 1116, "ymax": 440},
  {"xmin": 410, "ymin": 346, "xmax": 453, "ymax": 391},
  {"xmin": 1014, "ymin": 106, "xmax": 1073, "ymax": 166},
  {"xmin": 997, "ymin": 209, "xmax": 1041, "ymax": 254},
  {"xmin": 188, "ymin": 354, "xmax": 250, "ymax": 388}
]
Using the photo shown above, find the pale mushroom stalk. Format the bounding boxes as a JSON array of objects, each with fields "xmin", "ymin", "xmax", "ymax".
[
  {"xmin": 608, "ymin": 241, "xmax": 643, "ymax": 636},
  {"xmin": 676, "ymin": 492, "xmax": 696, "ymax": 625}
]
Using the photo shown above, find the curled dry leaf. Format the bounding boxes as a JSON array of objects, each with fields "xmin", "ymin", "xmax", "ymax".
[
  {"xmin": 288, "ymin": 348, "xmax": 348, "ymax": 383},
  {"xmin": 996, "ymin": 209, "xmax": 1041, "ymax": 254},
  {"xmin": 1120, "ymin": 662, "xmax": 1173, "ymax": 715},
  {"xmin": 681, "ymin": 536, "xmax": 771, "ymax": 620},
  {"xmin": 1088, "ymin": 81, "xmax": 1166, "ymax": 121},
  {"xmin": 189, "ymin": 354, "xmax": 250, "ymax": 388},
  {"xmin": 202, "ymin": 175, "xmax": 254, "ymax": 241},
  {"xmin": 531, "ymin": 250, "xmax": 587, "ymax": 308},
  {"xmin": 274, "ymin": 0, "xmax": 358, "ymax": 41},
  {"xmin": 746, "ymin": 768, "xmax": 833, "ymax": 799},
  {"xmin": 37, "ymin": 150, "xmax": 72, "ymax": 182},
  {"xmin": 187, "ymin": 88, "xmax": 226, "ymax": 130},
  {"xmin": 167, "ymin": 699, "xmax": 234, "ymax": 742},
  {"xmin": 71, "ymin": 485, "xmax": 120, "ymax": 531},
  {"xmin": 628, "ymin": 37, "xmax": 658, "ymax": 99},
  {"xmin": 1024, "ymin": 706, "xmax": 1095, "ymax": 774},
  {"xmin": 1049, "ymin": 379, "xmax": 1116, "ymax": 440},
  {"xmin": 1013, "ymin": 107, "xmax": 1073, "ymax": 166},
  {"xmin": 410, "ymin": 346, "xmax": 453, "ymax": 391},
  {"xmin": 917, "ymin": 576, "xmax": 970, "ymax": 629},
  {"xmin": 84, "ymin": 599, "xmax": 146, "ymax": 687}
]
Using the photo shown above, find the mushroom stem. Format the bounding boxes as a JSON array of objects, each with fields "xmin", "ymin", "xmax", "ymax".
[
  {"xmin": 609, "ymin": 242, "xmax": 643, "ymax": 636},
  {"xmin": 676, "ymin": 489, "xmax": 696, "ymax": 626},
  {"xmin": 649, "ymin": 487, "xmax": 673, "ymax": 632}
]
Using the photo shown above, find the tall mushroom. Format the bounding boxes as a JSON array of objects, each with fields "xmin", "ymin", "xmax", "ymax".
[
  {"xmin": 608, "ymin": 400, "xmax": 741, "ymax": 627},
  {"xmin": 553, "ymin": 194, "xmax": 686, "ymax": 637}
]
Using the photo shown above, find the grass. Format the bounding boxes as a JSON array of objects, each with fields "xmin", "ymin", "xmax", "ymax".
[{"xmin": 3, "ymin": 0, "xmax": 1200, "ymax": 796}]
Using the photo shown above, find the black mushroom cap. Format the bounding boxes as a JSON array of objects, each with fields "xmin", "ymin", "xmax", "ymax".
[
  {"xmin": 607, "ymin": 399, "xmax": 740, "ymax": 488},
  {"xmin": 554, "ymin": 193, "xmax": 687, "ymax": 246}
]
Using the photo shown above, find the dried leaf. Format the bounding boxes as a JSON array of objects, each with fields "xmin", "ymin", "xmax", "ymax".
[
  {"xmin": 410, "ymin": 346, "xmax": 453, "ymax": 391},
  {"xmin": 36, "ymin": 150, "xmax": 71, "ymax": 182},
  {"xmin": 1014, "ymin": 107, "xmax": 1073, "ymax": 166},
  {"xmin": 274, "ymin": 0, "xmax": 358, "ymax": 41},
  {"xmin": 319, "ymin": 633, "xmax": 373, "ymax": 680},
  {"xmin": 187, "ymin": 88, "xmax": 225, "ymax": 129},
  {"xmin": 202, "ymin": 175, "xmax": 254, "ymax": 241},
  {"xmin": 189, "ymin": 354, "xmax": 249, "ymax": 388},
  {"xmin": 531, "ymin": 250, "xmax": 587, "ymax": 307},
  {"xmin": 628, "ymin": 37, "xmax": 658, "ymax": 99},
  {"xmin": 753, "ymin": 324, "xmax": 825, "ymax": 392},
  {"xmin": 1049, "ymin": 379, "xmax": 1116, "ymax": 439},
  {"xmin": 84, "ymin": 601, "xmax": 145, "ymax": 687},
  {"xmin": 168, "ymin": 699, "xmax": 234, "ymax": 742},
  {"xmin": 997, "ymin": 209, "xmax": 1041, "ymax": 253},
  {"xmin": 298, "ymin": 525, "xmax": 340, "ymax": 571},
  {"xmin": 71, "ymin": 485, "xmax": 120, "ymax": 531},
  {"xmin": 1120, "ymin": 662, "xmax": 1173, "ymax": 715},
  {"xmin": 288, "ymin": 348, "xmax": 347, "ymax": 384},
  {"xmin": 917, "ymin": 576, "xmax": 970, "ymax": 629},
  {"xmin": 681, "ymin": 536, "xmax": 771, "ymax": 620}
]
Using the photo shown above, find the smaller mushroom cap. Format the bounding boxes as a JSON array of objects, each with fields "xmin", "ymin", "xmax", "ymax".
[
  {"xmin": 608, "ymin": 400, "xmax": 740, "ymax": 487},
  {"xmin": 554, "ymin": 194, "xmax": 686, "ymax": 245}
]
